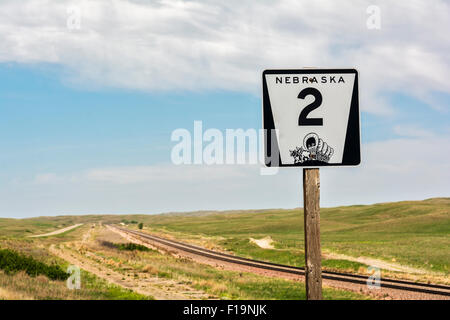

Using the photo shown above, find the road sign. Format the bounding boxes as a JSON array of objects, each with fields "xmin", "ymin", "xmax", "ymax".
[
  {"xmin": 262, "ymin": 69, "xmax": 360, "ymax": 167},
  {"xmin": 262, "ymin": 68, "xmax": 361, "ymax": 300}
]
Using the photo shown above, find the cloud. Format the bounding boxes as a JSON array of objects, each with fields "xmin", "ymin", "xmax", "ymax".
[
  {"xmin": 321, "ymin": 136, "xmax": 450, "ymax": 206},
  {"xmin": 3, "ymin": 136, "xmax": 449, "ymax": 217},
  {"xmin": 393, "ymin": 125, "xmax": 435, "ymax": 139},
  {"xmin": 31, "ymin": 165, "xmax": 253, "ymax": 185},
  {"xmin": 33, "ymin": 173, "xmax": 64, "ymax": 184},
  {"xmin": 0, "ymin": 0, "xmax": 449, "ymax": 114},
  {"xmin": 83, "ymin": 164, "xmax": 251, "ymax": 184}
]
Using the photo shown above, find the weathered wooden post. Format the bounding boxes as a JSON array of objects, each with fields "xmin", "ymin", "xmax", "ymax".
[{"xmin": 303, "ymin": 168, "xmax": 322, "ymax": 300}]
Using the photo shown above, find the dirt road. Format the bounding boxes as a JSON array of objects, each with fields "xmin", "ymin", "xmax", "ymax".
[
  {"xmin": 29, "ymin": 224, "xmax": 83, "ymax": 238},
  {"xmin": 49, "ymin": 225, "xmax": 211, "ymax": 300}
]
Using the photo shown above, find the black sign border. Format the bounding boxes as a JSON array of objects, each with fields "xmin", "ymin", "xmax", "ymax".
[{"xmin": 262, "ymin": 69, "xmax": 360, "ymax": 167}]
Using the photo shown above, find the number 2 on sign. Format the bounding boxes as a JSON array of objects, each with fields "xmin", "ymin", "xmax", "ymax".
[{"xmin": 298, "ymin": 87, "xmax": 323, "ymax": 126}]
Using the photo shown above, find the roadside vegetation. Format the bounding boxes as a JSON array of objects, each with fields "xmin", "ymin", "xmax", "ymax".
[
  {"xmin": 0, "ymin": 248, "xmax": 68, "ymax": 280},
  {"xmin": 0, "ymin": 269, "xmax": 152, "ymax": 300},
  {"xmin": 100, "ymin": 241, "xmax": 151, "ymax": 252},
  {"xmin": 121, "ymin": 219, "xmax": 139, "ymax": 225},
  {"xmin": 0, "ymin": 234, "xmax": 152, "ymax": 300}
]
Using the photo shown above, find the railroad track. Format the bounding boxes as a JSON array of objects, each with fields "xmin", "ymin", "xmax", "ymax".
[{"xmin": 112, "ymin": 226, "xmax": 450, "ymax": 298}]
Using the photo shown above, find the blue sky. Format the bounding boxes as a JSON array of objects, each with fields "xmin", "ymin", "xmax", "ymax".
[
  {"xmin": 0, "ymin": 0, "xmax": 449, "ymax": 217},
  {"xmin": 0, "ymin": 63, "xmax": 260, "ymax": 172}
]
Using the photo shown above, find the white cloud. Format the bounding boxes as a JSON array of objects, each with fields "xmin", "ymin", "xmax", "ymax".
[
  {"xmin": 321, "ymin": 136, "xmax": 450, "ymax": 206},
  {"xmin": 393, "ymin": 125, "xmax": 435, "ymax": 138},
  {"xmin": 83, "ymin": 164, "xmax": 250, "ymax": 184},
  {"xmin": 33, "ymin": 173, "xmax": 63, "ymax": 184},
  {"xmin": 0, "ymin": 0, "xmax": 449, "ymax": 114}
]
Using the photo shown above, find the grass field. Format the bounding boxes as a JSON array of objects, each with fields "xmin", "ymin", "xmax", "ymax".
[
  {"xmin": 79, "ymin": 227, "xmax": 368, "ymax": 300},
  {"xmin": 0, "ymin": 227, "xmax": 152, "ymax": 300},
  {"xmin": 0, "ymin": 222, "xmax": 369, "ymax": 299},
  {"xmin": 135, "ymin": 198, "xmax": 450, "ymax": 277},
  {"xmin": 0, "ymin": 198, "xmax": 448, "ymax": 299},
  {"xmin": 0, "ymin": 269, "xmax": 152, "ymax": 300},
  {"xmin": 1, "ymin": 198, "xmax": 449, "ymax": 275}
]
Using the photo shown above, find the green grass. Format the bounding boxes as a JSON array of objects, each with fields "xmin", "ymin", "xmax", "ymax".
[
  {"xmin": 322, "ymin": 259, "xmax": 367, "ymax": 271},
  {"xmin": 139, "ymin": 198, "xmax": 450, "ymax": 275},
  {"xmin": 0, "ymin": 248, "xmax": 68, "ymax": 280},
  {"xmin": 0, "ymin": 238, "xmax": 154, "ymax": 300},
  {"xmin": 100, "ymin": 241, "xmax": 151, "ymax": 252},
  {"xmin": 115, "ymin": 243, "xmax": 150, "ymax": 252},
  {"xmin": 221, "ymin": 237, "xmax": 305, "ymax": 267},
  {"xmin": 0, "ymin": 241, "xmax": 153, "ymax": 300},
  {"xmin": 0, "ymin": 269, "xmax": 153, "ymax": 300},
  {"xmin": 80, "ymin": 271, "xmax": 153, "ymax": 300},
  {"xmin": 226, "ymin": 277, "xmax": 366, "ymax": 300}
]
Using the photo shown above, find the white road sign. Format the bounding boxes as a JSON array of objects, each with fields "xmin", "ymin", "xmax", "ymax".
[{"xmin": 262, "ymin": 69, "xmax": 360, "ymax": 167}]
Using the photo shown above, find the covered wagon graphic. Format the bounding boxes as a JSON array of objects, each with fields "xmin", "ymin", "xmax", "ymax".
[{"xmin": 290, "ymin": 132, "xmax": 334, "ymax": 164}]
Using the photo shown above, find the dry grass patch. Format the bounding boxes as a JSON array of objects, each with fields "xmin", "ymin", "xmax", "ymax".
[{"xmin": 142, "ymin": 265, "xmax": 158, "ymax": 275}]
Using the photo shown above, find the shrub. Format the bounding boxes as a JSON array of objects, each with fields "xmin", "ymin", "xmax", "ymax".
[
  {"xmin": 116, "ymin": 243, "xmax": 149, "ymax": 252},
  {"xmin": 0, "ymin": 248, "xmax": 68, "ymax": 280},
  {"xmin": 121, "ymin": 220, "xmax": 139, "ymax": 224},
  {"xmin": 100, "ymin": 241, "xmax": 150, "ymax": 252},
  {"xmin": 99, "ymin": 240, "xmax": 117, "ymax": 249},
  {"xmin": 138, "ymin": 223, "xmax": 143, "ymax": 230}
]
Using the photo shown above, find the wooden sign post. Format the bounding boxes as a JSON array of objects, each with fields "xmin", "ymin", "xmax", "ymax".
[
  {"xmin": 303, "ymin": 168, "xmax": 322, "ymax": 300},
  {"xmin": 262, "ymin": 68, "xmax": 360, "ymax": 301}
]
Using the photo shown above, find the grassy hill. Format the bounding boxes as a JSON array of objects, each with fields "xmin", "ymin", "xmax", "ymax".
[
  {"xmin": 1, "ymin": 198, "xmax": 449, "ymax": 275},
  {"xmin": 138, "ymin": 198, "xmax": 450, "ymax": 275}
]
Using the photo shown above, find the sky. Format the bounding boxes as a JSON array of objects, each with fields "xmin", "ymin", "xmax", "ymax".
[{"xmin": 0, "ymin": 0, "xmax": 449, "ymax": 218}]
